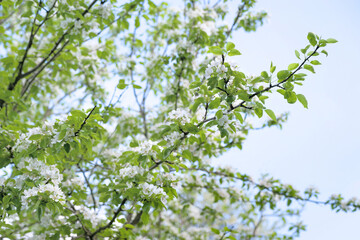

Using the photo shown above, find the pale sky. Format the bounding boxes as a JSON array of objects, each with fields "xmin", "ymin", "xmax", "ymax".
[{"xmin": 217, "ymin": 0, "xmax": 360, "ymax": 239}]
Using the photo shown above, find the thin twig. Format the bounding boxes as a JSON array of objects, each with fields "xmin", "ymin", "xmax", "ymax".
[{"xmin": 74, "ymin": 105, "xmax": 97, "ymax": 136}]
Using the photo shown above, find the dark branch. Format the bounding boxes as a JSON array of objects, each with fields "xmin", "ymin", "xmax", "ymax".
[
  {"xmin": 74, "ymin": 105, "xmax": 97, "ymax": 137},
  {"xmin": 90, "ymin": 198, "xmax": 127, "ymax": 238}
]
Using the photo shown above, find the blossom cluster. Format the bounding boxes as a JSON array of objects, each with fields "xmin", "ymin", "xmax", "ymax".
[
  {"xmin": 187, "ymin": 6, "xmax": 219, "ymax": 35},
  {"xmin": 217, "ymin": 115, "xmax": 229, "ymax": 127},
  {"xmin": 22, "ymin": 183, "xmax": 65, "ymax": 207},
  {"xmin": 18, "ymin": 157, "xmax": 63, "ymax": 185},
  {"xmin": 205, "ymin": 57, "xmax": 227, "ymax": 79},
  {"xmin": 73, "ymin": 205, "xmax": 105, "ymax": 227},
  {"xmin": 98, "ymin": 2, "xmax": 112, "ymax": 18},
  {"xmin": 139, "ymin": 182, "xmax": 167, "ymax": 204},
  {"xmin": 119, "ymin": 165, "xmax": 145, "ymax": 179},
  {"xmin": 133, "ymin": 139, "xmax": 162, "ymax": 157},
  {"xmin": 13, "ymin": 120, "xmax": 74, "ymax": 153},
  {"xmin": 330, "ymin": 194, "xmax": 360, "ymax": 211},
  {"xmin": 168, "ymin": 109, "xmax": 191, "ymax": 125},
  {"xmin": 13, "ymin": 126, "xmax": 45, "ymax": 152},
  {"xmin": 154, "ymin": 172, "xmax": 180, "ymax": 188},
  {"xmin": 164, "ymin": 131, "xmax": 182, "ymax": 145}
]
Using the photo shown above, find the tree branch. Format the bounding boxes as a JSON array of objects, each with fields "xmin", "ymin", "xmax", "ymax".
[
  {"xmin": 90, "ymin": 198, "xmax": 127, "ymax": 238},
  {"xmin": 74, "ymin": 105, "xmax": 97, "ymax": 137}
]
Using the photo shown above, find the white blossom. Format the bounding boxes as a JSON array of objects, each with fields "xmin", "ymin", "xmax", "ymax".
[
  {"xmin": 218, "ymin": 115, "xmax": 229, "ymax": 127},
  {"xmin": 98, "ymin": 3, "xmax": 112, "ymax": 18},
  {"xmin": 168, "ymin": 109, "xmax": 191, "ymax": 125},
  {"xmin": 164, "ymin": 131, "xmax": 181, "ymax": 145},
  {"xmin": 133, "ymin": 139, "xmax": 161, "ymax": 157},
  {"xmin": 198, "ymin": 21, "xmax": 216, "ymax": 35},
  {"xmin": 74, "ymin": 205, "xmax": 105, "ymax": 227},
  {"xmin": 22, "ymin": 183, "xmax": 65, "ymax": 207},
  {"xmin": 119, "ymin": 165, "xmax": 145, "ymax": 179},
  {"xmin": 188, "ymin": 7, "xmax": 205, "ymax": 19},
  {"xmin": 139, "ymin": 182, "xmax": 167, "ymax": 203}
]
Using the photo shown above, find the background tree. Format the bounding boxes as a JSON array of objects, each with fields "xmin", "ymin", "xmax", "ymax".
[{"xmin": 0, "ymin": 0, "xmax": 358, "ymax": 239}]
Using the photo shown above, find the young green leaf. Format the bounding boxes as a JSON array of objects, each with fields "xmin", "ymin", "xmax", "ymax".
[
  {"xmin": 117, "ymin": 79, "xmax": 127, "ymax": 89},
  {"xmin": 265, "ymin": 109, "xmax": 277, "ymax": 121},
  {"xmin": 297, "ymin": 94, "xmax": 308, "ymax": 108},
  {"xmin": 277, "ymin": 70, "xmax": 291, "ymax": 81},
  {"xmin": 326, "ymin": 38, "xmax": 338, "ymax": 44},
  {"xmin": 310, "ymin": 60, "xmax": 321, "ymax": 65},
  {"xmin": 209, "ymin": 98, "xmax": 221, "ymax": 109},
  {"xmin": 209, "ymin": 46, "xmax": 223, "ymax": 55},
  {"xmin": 265, "ymin": 109, "xmax": 277, "ymax": 122},
  {"xmin": 234, "ymin": 112, "xmax": 244, "ymax": 124},
  {"xmin": 254, "ymin": 108, "xmax": 263, "ymax": 118},
  {"xmin": 226, "ymin": 42, "xmax": 235, "ymax": 51},
  {"xmin": 307, "ymin": 32, "xmax": 317, "ymax": 46},
  {"xmin": 288, "ymin": 63, "xmax": 299, "ymax": 71},
  {"xmin": 303, "ymin": 64, "xmax": 315, "ymax": 73},
  {"xmin": 135, "ymin": 16, "xmax": 140, "ymax": 28},
  {"xmin": 228, "ymin": 49, "xmax": 241, "ymax": 56}
]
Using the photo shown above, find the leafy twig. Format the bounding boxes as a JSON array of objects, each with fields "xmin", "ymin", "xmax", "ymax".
[{"xmin": 74, "ymin": 105, "xmax": 97, "ymax": 137}]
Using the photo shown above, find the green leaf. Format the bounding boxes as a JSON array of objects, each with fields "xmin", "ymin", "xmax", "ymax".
[
  {"xmin": 303, "ymin": 64, "xmax": 315, "ymax": 73},
  {"xmin": 64, "ymin": 143, "xmax": 71, "ymax": 153},
  {"xmin": 215, "ymin": 110, "xmax": 223, "ymax": 120},
  {"xmin": 117, "ymin": 79, "xmax": 127, "ymax": 89},
  {"xmin": 288, "ymin": 63, "xmax": 299, "ymax": 71},
  {"xmin": 124, "ymin": 224, "xmax": 135, "ymax": 229},
  {"xmin": 141, "ymin": 211, "xmax": 149, "ymax": 224},
  {"xmin": 277, "ymin": 70, "xmax": 291, "ymax": 81},
  {"xmin": 285, "ymin": 91, "xmax": 297, "ymax": 104},
  {"xmin": 237, "ymin": 90, "xmax": 249, "ymax": 101},
  {"xmin": 71, "ymin": 110, "xmax": 86, "ymax": 118},
  {"xmin": 185, "ymin": 124, "xmax": 200, "ymax": 134},
  {"xmin": 211, "ymin": 228, "xmax": 220, "ymax": 234},
  {"xmin": 297, "ymin": 94, "xmax": 308, "ymax": 109},
  {"xmin": 254, "ymin": 108, "xmax": 263, "ymax": 118},
  {"xmin": 321, "ymin": 50, "xmax": 328, "ymax": 57},
  {"xmin": 148, "ymin": 0, "xmax": 156, "ymax": 8},
  {"xmin": 295, "ymin": 50, "xmax": 300, "ymax": 59},
  {"xmin": 191, "ymin": 97, "xmax": 205, "ymax": 112},
  {"xmin": 228, "ymin": 49, "xmax": 241, "ymax": 56},
  {"xmin": 209, "ymin": 98, "xmax": 221, "ymax": 109},
  {"xmin": 265, "ymin": 109, "xmax": 277, "ymax": 121},
  {"xmin": 135, "ymin": 16, "xmax": 140, "ymax": 28},
  {"xmin": 88, "ymin": 32, "xmax": 97, "ymax": 38},
  {"xmin": 307, "ymin": 32, "xmax": 317, "ymax": 46},
  {"xmin": 182, "ymin": 150, "xmax": 193, "ymax": 160},
  {"xmin": 301, "ymin": 45, "xmax": 310, "ymax": 54},
  {"xmin": 29, "ymin": 134, "xmax": 42, "ymax": 141},
  {"xmin": 326, "ymin": 38, "xmax": 338, "ymax": 44},
  {"xmin": 219, "ymin": 127, "xmax": 228, "ymax": 138},
  {"xmin": 234, "ymin": 112, "xmax": 244, "ymax": 124},
  {"xmin": 310, "ymin": 60, "xmax": 321, "ymax": 65},
  {"xmin": 261, "ymin": 71, "xmax": 269, "ymax": 78},
  {"xmin": 226, "ymin": 42, "xmax": 235, "ymax": 51},
  {"xmin": 270, "ymin": 62, "xmax": 276, "ymax": 73},
  {"xmin": 21, "ymin": 11, "xmax": 33, "ymax": 18},
  {"xmin": 133, "ymin": 84, "xmax": 142, "ymax": 89},
  {"xmin": 208, "ymin": 46, "xmax": 223, "ymax": 55},
  {"xmin": 207, "ymin": 77, "xmax": 218, "ymax": 89},
  {"xmin": 37, "ymin": 206, "xmax": 42, "ymax": 221},
  {"xmin": 190, "ymin": 81, "xmax": 202, "ymax": 89}
]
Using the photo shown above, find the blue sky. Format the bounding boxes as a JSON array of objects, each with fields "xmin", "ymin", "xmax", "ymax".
[{"xmin": 218, "ymin": 0, "xmax": 360, "ymax": 239}]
